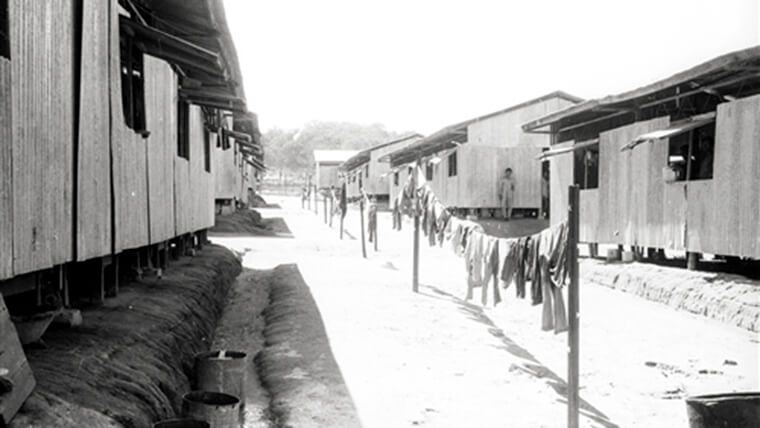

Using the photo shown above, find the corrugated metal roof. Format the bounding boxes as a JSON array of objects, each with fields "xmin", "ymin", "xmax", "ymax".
[
  {"xmin": 523, "ymin": 46, "xmax": 760, "ymax": 133},
  {"xmin": 339, "ymin": 133, "xmax": 424, "ymax": 171}
]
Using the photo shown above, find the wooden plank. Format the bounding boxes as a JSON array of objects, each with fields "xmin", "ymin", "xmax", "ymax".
[
  {"xmin": 76, "ymin": 0, "xmax": 112, "ymax": 261},
  {"xmin": 550, "ymin": 142, "xmax": 573, "ymax": 225},
  {"xmin": 11, "ymin": 0, "xmax": 75, "ymax": 274},
  {"xmin": 0, "ymin": 58, "xmax": 12, "ymax": 280},
  {"xmin": 686, "ymin": 181, "xmax": 715, "ymax": 253},
  {"xmin": 579, "ymin": 189, "xmax": 599, "ymax": 243},
  {"xmin": 662, "ymin": 183, "xmax": 687, "ymax": 251},
  {"xmin": 712, "ymin": 94, "xmax": 760, "ymax": 257},
  {"xmin": 144, "ymin": 56, "xmax": 177, "ymax": 243},
  {"xmin": 0, "ymin": 293, "xmax": 36, "ymax": 425},
  {"xmin": 110, "ymin": 0, "xmax": 149, "ymax": 251},
  {"xmin": 597, "ymin": 117, "xmax": 669, "ymax": 246}
]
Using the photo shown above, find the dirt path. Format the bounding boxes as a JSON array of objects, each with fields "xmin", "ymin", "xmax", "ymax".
[{"xmin": 210, "ymin": 196, "xmax": 758, "ymax": 428}]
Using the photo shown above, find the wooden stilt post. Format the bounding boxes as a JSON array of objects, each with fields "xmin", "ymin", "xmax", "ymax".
[
  {"xmin": 412, "ymin": 158, "xmax": 420, "ymax": 293},
  {"xmin": 567, "ymin": 185, "xmax": 580, "ymax": 428}
]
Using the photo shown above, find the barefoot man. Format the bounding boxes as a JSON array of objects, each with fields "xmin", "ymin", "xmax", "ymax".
[{"xmin": 498, "ymin": 168, "xmax": 516, "ymax": 220}]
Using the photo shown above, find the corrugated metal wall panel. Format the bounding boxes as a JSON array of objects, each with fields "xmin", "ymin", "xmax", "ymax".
[
  {"xmin": 11, "ymin": 0, "xmax": 75, "ymax": 275},
  {"xmin": 76, "ymin": 0, "xmax": 112, "ymax": 261},
  {"xmin": 0, "ymin": 58, "xmax": 12, "ymax": 279}
]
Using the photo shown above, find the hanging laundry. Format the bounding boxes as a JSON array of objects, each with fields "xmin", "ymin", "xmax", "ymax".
[
  {"xmin": 464, "ymin": 230, "xmax": 485, "ymax": 300},
  {"xmin": 481, "ymin": 236, "xmax": 501, "ymax": 306}
]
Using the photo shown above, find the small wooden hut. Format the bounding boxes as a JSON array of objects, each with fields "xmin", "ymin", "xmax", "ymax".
[{"xmin": 384, "ymin": 92, "xmax": 581, "ymax": 217}]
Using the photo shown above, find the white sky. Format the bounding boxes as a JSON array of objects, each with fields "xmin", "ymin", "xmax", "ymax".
[{"xmin": 225, "ymin": 0, "xmax": 759, "ymax": 134}]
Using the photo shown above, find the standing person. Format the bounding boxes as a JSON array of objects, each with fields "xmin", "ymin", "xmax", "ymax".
[
  {"xmin": 541, "ymin": 169, "xmax": 550, "ymax": 219},
  {"xmin": 498, "ymin": 168, "xmax": 516, "ymax": 220}
]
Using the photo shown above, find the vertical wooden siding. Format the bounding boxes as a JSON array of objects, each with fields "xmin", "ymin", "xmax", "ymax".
[
  {"xmin": 175, "ymin": 106, "xmax": 214, "ymax": 235},
  {"xmin": 109, "ymin": 0, "xmax": 149, "ymax": 251},
  {"xmin": 578, "ymin": 189, "xmax": 599, "ymax": 242},
  {"xmin": 144, "ymin": 56, "xmax": 177, "ymax": 244},
  {"xmin": 76, "ymin": 0, "xmax": 111, "ymax": 260},
  {"xmin": 698, "ymin": 94, "xmax": 760, "ymax": 258},
  {"xmin": 214, "ymin": 141, "xmax": 238, "ymax": 200},
  {"xmin": 549, "ymin": 142, "xmax": 573, "ymax": 225},
  {"xmin": 596, "ymin": 117, "xmax": 670, "ymax": 246},
  {"xmin": 11, "ymin": 0, "xmax": 75, "ymax": 275},
  {"xmin": 0, "ymin": 58, "xmax": 12, "ymax": 279}
]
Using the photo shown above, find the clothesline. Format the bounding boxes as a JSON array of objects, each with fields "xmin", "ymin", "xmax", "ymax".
[{"xmin": 390, "ymin": 164, "xmax": 571, "ymax": 334}]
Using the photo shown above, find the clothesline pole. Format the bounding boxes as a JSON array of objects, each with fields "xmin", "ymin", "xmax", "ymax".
[
  {"xmin": 313, "ymin": 184, "xmax": 319, "ymax": 215},
  {"xmin": 360, "ymin": 197, "xmax": 367, "ymax": 258},
  {"xmin": 567, "ymin": 185, "xmax": 580, "ymax": 428},
  {"xmin": 412, "ymin": 158, "xmax": 420, "ymax": 293}
]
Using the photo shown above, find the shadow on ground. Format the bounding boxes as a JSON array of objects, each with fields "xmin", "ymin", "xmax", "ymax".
[
  {"xmin": 255, "ymin": 264, "xmax": 362, "ymax": 427},
  {"xmin": 421, "ymin": 284, "xmax": 620, "ymax": 428}
]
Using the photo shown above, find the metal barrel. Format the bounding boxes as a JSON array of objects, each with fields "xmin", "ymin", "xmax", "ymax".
[
  {"xmin": 152, "ymin": 418, "xmax": 210, "ymax": 428},
  {"xmin": 182, "ymin": 391, "xmax": 240, "ymax": 428},
  {"xmin": 194, "ymin": 350, "xmax": 247, "ymax": 399},
  {"xmin": 685, "ymin": 392, "xmax": 760, "ymax": 428}
]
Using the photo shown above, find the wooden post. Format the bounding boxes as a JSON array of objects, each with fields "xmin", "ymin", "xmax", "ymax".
[
  {"xmin": 313, "ymin": 185, "xmax": 319, "ymax": 214},
  {"xmin": 323, "ymin": 195, "xmax": 328, "ymax": 224},
  {"xmin": 373, "ymin": 212, "xmax": 378, "ymax": 252},
  {"xmin": 360, "ymin": 197, "xmax": 367, "ymax": 258},
  {"xmin": 412, "ymin": 159, "xmax": 420, "ymax": 293},
  {"xmin": 567, "ymin": 185, "xmax": 580, "ymax": 428}
]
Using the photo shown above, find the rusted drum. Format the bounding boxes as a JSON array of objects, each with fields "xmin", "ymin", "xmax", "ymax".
[
  {"xmin": 152, "ymin": 418, "xmax": 210, "ymax": 428},
  {"xmin": 685, "ymin": 392, "xmax": 760, "ymax": 428},
  {"xmin": 195, "ymin": 350, "xmax": 247, "ymax": 399},
  {"xmin": 182, "ymin": 391, "xmax": 240, "ymax": 428}
]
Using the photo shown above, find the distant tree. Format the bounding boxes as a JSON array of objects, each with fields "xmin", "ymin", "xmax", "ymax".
[{"xmin": 261, "ymin": 121, "xmax": 415, "ymax": 177}]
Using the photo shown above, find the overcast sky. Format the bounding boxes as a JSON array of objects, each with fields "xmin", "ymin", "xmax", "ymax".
[{"xmin": 225, "ymin": 0, "xmax": 759, "ymax": 134}]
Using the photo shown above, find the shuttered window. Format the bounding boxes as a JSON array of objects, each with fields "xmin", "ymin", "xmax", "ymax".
[
  {"xmin": 0, "ymin": 0, "xmax": 9, "ymax": 59},
  {"xmin": 177, "ymin": 100, "xmax": 190, "ymax": 159},
  {"xmin": 447, "ymin": 152, "xmax": 457, "ymax": 177},
  {"xmin": 119, "ymin": 32, "xmax": 146, "ymax": 132}
]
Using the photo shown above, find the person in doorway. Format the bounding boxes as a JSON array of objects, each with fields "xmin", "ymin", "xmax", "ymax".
[
  {"xmin": 695, "ymin": 135, "xmax": 714, "ymax": 179},
  {"xmin": 498, "ymin": 168, "xmax": 516, "ymax": 220},
  {"xmin": 541, "ymin": 169, "xmax": 550, "ymax": 219}
]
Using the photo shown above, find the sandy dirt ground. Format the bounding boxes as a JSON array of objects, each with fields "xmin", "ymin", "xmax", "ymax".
[{"xmin": 212, "ymin": 195, "xmax": 759, "ymax": 428}]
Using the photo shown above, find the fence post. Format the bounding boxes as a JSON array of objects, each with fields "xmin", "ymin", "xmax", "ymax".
[{"xmin": 360, "ymin": 197, "xmax": 367, "ymax": 258}]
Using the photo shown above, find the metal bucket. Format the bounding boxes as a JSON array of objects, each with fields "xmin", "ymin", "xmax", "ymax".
[
  {"xmin": 152, "ymin": 418, "xmax": 210, "ymax": 428},
  {"xmin": 182, "ymin": 391, "xmax": 240, "ymax": 428},
  {"xmin": 685, "ymin": 392, "xmax": 760, "ymax": 428},
  {"xmin": 195, "ymin": 350, "xmax": 247, "ymax": 399}
]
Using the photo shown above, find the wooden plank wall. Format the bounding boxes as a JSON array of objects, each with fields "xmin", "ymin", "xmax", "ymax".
[
  {"xmin": 0, "ymin": 59, "xmax": 12, "ymax": 279},
  {"xmin": 10, "ymin": 0, "xmax": 75, "ymax": 275},
  {"xmin": 549, "ymin": 142, "xmax": 573, "ymax": 225},
  {"xmin": 596, "ymin": 117, "xmax": 669, "ymax": 246},
  {"xmin": 367, "ymin": 138, "xmax": 420, "ymax": 196},
  {"xmin": 76, "ymin": 0, "xmax": 112, "ymax": 261},
  {"xmin": 109, "ymin": 0, "xmax": 149, "ymax": 251},
  {"xmin": 317, "ymin": 164, "xmax": 341, "ymax": 189},
  {"xmin": 175, "ymin": 106, "xmax": 214, "ymax": 234},
  {"xmin": 144, "ymin": 56, "xmax": 177, "ymax": 244},
  {"xmin": 467, "ymin": 97, "xmax": 575, "ymax": 148},
  {"xmin": 452, "ymin": 145, "xmax": 543, "ymax": 209},
  {"xmin": 696, "ymin": 94, "xmax": 760, "ymax": 258},
  {"xmin": 189, "ymin": 105, "xmax": 214, "ymax": 231},
  {"xmin": 214, "ymin": 141, "xmax": 238, "ymax": 200},
  {"xmin": 579, "ymin": 189, "xmax": 599, "ymax": 242}
]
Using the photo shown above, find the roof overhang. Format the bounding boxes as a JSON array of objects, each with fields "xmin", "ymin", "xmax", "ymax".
[
  {"xmin": 622, "ymin": 112, "xmax": 716, "ymax": 151},
  {"xmin": 523, "ymin": 46, "xmax": 760, "ymax": 135},
  {"xmin": 536, "ymin": 138, "xmax": 599, "ymax": 160}
]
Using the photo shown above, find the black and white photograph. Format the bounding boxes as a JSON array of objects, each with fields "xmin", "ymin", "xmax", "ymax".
[{"xmin": 0, "ymin": 1, "xmax": 758, "ymax": 427}]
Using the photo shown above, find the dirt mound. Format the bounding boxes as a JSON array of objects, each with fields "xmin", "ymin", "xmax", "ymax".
[
  {"xmin": 582, "ymin": 258, "xmax": 760, "ymax": 332},
  {"xmin": 10, "ymin": 245, "xmax": 241, "ymax": 428},
  {"xmin": 255, "ymin": 264, "xmax": 360, "ymax": 428},
  {"xmin": 212, "ymin": 210, "xmax": 292, "ymax": 237}
]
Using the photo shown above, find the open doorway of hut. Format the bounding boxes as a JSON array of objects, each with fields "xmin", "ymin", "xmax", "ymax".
[{"xmin": 541, "ymin": 159, "xmax": 549, "ymax": 219}]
